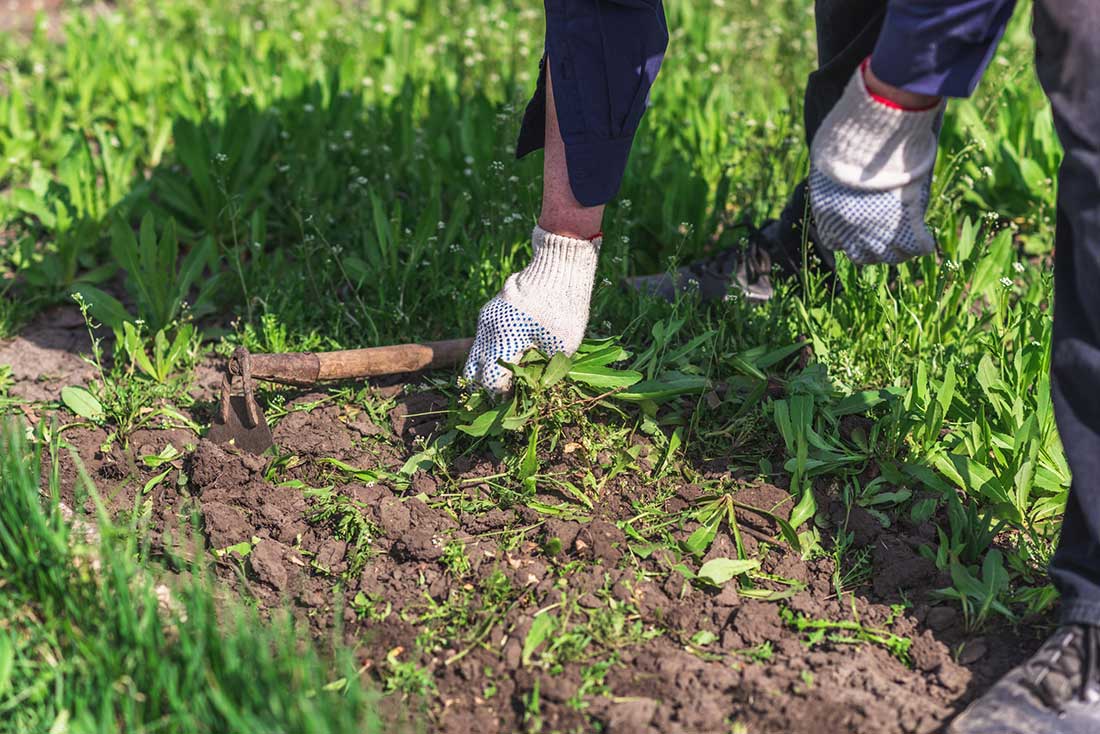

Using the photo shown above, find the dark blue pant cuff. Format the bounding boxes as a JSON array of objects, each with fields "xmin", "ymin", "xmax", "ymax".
[{"xmin": 1060, "ymin": 600, "xmax": 1100, "ymax": 626}]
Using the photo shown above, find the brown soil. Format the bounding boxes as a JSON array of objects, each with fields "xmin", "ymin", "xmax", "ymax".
[
  {"xmin": 4, "ymin": 313, "xmax": 1046, "ymax": 734},
  {"xmin": 0, "ymin": 305, "xmax": 96, "ymax": 404},
  {"xmin": 0, "ymin": 0, "xmax": 63, "ymax": 33}
]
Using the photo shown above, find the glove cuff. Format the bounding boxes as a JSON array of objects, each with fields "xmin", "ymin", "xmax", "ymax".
[
  {"xmin": 498, "ymin": 226, "xmax": 601, "ymax": 355},
  {"xmin": 811, "ymin": 63, "xmax": 945, "ymax": 192},
  {"xmin": 508, "ymin": 225, "xmax": 601, "ymax": 300}
]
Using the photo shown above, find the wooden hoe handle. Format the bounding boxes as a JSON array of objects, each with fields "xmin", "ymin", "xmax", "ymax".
[{"xmin": 241, "ymin": 338, "xmax": 474, "ymax": 386}]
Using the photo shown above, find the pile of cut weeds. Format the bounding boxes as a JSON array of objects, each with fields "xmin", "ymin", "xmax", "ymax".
[{"xmin": 44, "ymin": 377, "xmax": 1045, "ymax": 734}]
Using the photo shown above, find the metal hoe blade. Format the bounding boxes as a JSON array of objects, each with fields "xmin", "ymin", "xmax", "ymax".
[{"xmin": 207, "ymin": 347, "xmax": 275, "ymax": 454}]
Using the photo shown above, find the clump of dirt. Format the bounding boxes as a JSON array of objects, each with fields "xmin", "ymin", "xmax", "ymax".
[
  {"xmin": 44, "ymin": 388, "xmax": 1045, "ymax": 734},
  {"xmin": 0, "ymin": 305, "xmax": 96, "ymax": 404}
]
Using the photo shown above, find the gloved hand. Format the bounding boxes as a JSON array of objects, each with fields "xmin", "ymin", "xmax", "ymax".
[
  {"xmin": 810, "ymin": 60, "xmax": 946, "ymax": 264},
  {"xmin": 463, "ymin": 226, "xmax": 601, "ymax": 393}
]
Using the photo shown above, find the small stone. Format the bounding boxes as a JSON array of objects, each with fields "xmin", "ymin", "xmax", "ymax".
[
  {"xmin": 958, "ymin": 638, "xmax": 989, "ymax": 665},
  {"xmin": 504, "ymin": 639, "xmax": 522, "ymax": 668},
  {"xmin": 937, "ymin": 664, "xmax": 969, "ymax": 693},
  {"xmin": 578, "ymin": 592, "xmax": 602, "ymax": 609},
  {"xmin": 606, "ymin": 697, "xmax": 659, "ymax": 731},
  {"xmin": 250, "ymin": 539, "xmax": 290, "ymax": 590},
  {"xmin": 925, "ymin": 605, "xmax": 958, "ymax": 631}
]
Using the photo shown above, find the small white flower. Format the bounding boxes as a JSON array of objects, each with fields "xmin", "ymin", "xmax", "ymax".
[
  {"xmin": 1013, "ymin": 262, "xmax": 1025, "ymax": 274},
  {"xmin": 999, "ymin": 276, "xmax": 1013, "ymax": 289}
]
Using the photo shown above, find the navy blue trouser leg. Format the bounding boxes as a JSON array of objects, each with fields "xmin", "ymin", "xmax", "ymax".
[
  {"xmin": 1034, "ymin": 0, "xmax": 1100, "ymax": 625},
  {"xmin": 516, "ymin": 0, "xmax": 668, "ymax": 207}
]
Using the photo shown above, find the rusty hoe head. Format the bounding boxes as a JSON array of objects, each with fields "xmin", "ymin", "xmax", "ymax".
[{"xmin": 206, "ymin": 347, "xmax": 275, "ymax": 454}]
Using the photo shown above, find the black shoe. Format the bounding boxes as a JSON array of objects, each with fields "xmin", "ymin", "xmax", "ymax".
[
  {"xmin": 950, "ymin": 625, "xmax": 1100, "ymax": 734},
  {"xmin": 623, "ymin": 219, "xmax": 777, "ymax": 303},
  {"xmin": 623, "ymin": 182, "xmax": 834, "ymax": 304}
]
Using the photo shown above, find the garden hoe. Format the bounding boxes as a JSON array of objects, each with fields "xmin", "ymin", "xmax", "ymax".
[{"xmin": 208, "ymin": 339, "xmax": 473, "ymax": 454}]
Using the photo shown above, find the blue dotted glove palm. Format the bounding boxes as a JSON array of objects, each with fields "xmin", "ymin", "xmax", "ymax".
[
  {"xmin": 463, "ymin": 227, "xmax": 600, "ymax": 393},
  {"xmin": 810, "ymin": 63, "xmax": 945, "ymax": 265}
]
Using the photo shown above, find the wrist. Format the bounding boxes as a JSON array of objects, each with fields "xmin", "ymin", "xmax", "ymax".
[
  {"xmin": 508, "ymin": 226, "xmax": 600, "ymax": 299},
  {"xmin": 863, "ymin": 58, "xmax": 941, "ymax": 112}
]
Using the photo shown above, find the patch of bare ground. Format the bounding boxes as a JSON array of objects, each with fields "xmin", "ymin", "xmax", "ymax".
[{"xmin": 40, "ymin": 387, "xmax": 1044, "ymax": 734}]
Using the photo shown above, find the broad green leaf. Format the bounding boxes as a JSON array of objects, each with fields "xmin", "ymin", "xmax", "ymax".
[
  {"xmin": 541, "ymin": 352, "xmax": 572, "ymax": 388},
  {"xmin": 142, "ymin": 468, "xmax": 172, "ymax": 495},
  {"xmin": 123, "ymin": 322, "xmax": 158, "ymax": 379},
  {"xmin": 829, "ymin": 388, "xmax": 899, "ymax": 418},
  {"xmin": 566, "ymin": 364, "xmax": 642, "ymax": 390},
  {"xmin": 682, "ymin": 521, "xmax": 718, "ymax": 556},
  {"xmin": 60, "ymin": 386, "xmax": 104, "ymax": 421},
  {"xmin": 457, "ymin": 405, "xmax": 507, "ymax": 437},
  {"xmin": 789, "ymin": 485, "xmax": 817, "ymax": 530},
  {"xmin": 519, "ymin": 424, "xmax": 539, "ymax": 481},
  {"xmin": 697, "ymin": 557, "xmax": 760, "ymax": 585},
  {"xmin": 522, "ymin": 613, "xmax": 557, "ymax": 666},
  {"xmin": 616, "ymin": 374, "xmax": 708, "ymax": 402},
  {"xmin": 70, "ymin": 284, "xmax": 131, "ymax": 330},
  {"xmin": 690, "ymin": 630, "xmax": 718, "ymax": 646}
]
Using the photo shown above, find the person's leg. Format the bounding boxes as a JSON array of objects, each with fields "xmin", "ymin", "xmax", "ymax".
[
  {"xmin": 769, "ymin": 0, "xmax": 888, "ymax": 271},
  {"xmin": 951, "ymin": 1, "xmax": 1100, "ymax": 728},
  {"xmin": 515, "ymin": 0, "xmax": 669, "ymax": 209},
  {"xmin": 627, "ymin": 0, "xmax": 893, "ymax": 298},
  {"xmin": 537, "ymin": 67, "xmax": 604, "ymax": 240},
  {"xmin": 1038, "ymin": 0, "xmax": 1100, "ymax": 630},
  {"xmin": 465, "ymin": 0, "xmax": 668, "ymax": 391}
]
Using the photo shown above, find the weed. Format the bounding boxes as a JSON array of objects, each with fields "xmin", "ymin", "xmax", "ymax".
[
  {"xmin": 304, "ymin": 486, "xmax": 381, "ymax": 578},
  {"xmin": 66, "ymin": 294, "xmax": 197, "ymax": 444},
  {"xmin": 440, "ymin": 540, "xmax": 471, "ymax": 578},
  {"xmin": 382, "ymin": 648, "xmax": 436, "ymax": 700},
  {"xmin": 780, "ymin": 605, "xmax": 913, "ymax": 666},
  {"xmin": 735, "ymin": 641, "xmax": 775, "ymax": 664}
]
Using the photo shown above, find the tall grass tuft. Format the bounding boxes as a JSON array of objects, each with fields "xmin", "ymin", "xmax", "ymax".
[{"xmin": 0, "ymin": 422, "xmax": 387, "ymax": 734}]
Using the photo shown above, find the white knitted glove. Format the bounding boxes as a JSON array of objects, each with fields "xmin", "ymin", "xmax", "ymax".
[
  {"xmin": 810, "ymin": 63, "xmax": 946, "ymax": 264},
  {"xmin": 464, "ymin": 226, "xmax": 601, "ymax": 393}
]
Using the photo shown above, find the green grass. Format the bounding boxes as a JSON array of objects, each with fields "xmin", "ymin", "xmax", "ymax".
[
  {"xmin": 0, "ymin": 423, "xmax": 386, "ymax": 734},
  {"xmin": 0, "ymin": 0, "xmax": 1069, "ymax": 726}
]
